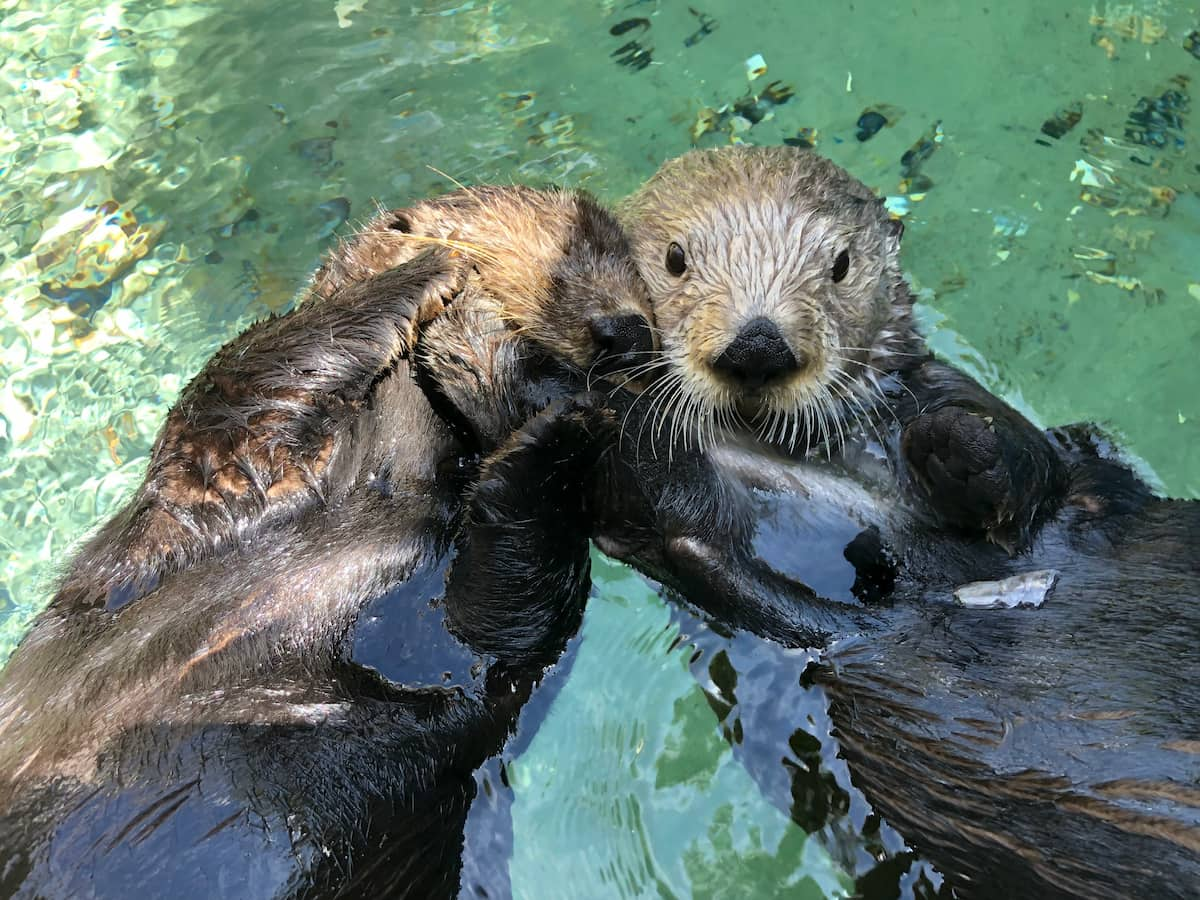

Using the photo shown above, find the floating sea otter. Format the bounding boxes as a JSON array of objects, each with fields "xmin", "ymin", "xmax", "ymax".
[
  {"xmin": 0, "ymin": 188, "xmax": 653, "ymax": 898},
  {"xmin": 602, "ymin": 145, "xmax": 1200, "ymax": 897}
]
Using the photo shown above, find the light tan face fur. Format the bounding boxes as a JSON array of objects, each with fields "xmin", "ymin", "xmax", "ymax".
[
  {"xmin": 315, "ymin": 185, "xmax": 654, "ymax": 373},
  {"xmin": 620, "ymin": 146, "xmax": 914, "ymax": 450}
]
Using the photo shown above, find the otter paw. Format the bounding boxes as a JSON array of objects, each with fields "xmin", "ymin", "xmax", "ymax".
[
  {"xmin": 470, "ymin": 396, "xmax": 616, "ymax": 529},
  {"xmin": 414, "ymin": 250, "xmax": 470, "ymax": 322},
  {"xmin": 394, "ymin": 249, "xmax": 470, "ymax": 348},
  {"xmin": 902, "ymin": 405, "xmax": 1021, "ymax": 544},
  {"xmin": 506, "ymin": 393, "xmax": 617, "ymax": 465}
]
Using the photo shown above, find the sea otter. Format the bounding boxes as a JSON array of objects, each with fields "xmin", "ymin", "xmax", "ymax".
[
  {"xmin": 0, "ymin": 186, "xmax": 653, "ymax": 898},
  {"xmin": 50, "ymin": 185, "xmax": 654, "ymax": 616},
  {"xmin": 618, "ymin": 145, "xmax": 1065, "ymax": 554},
  {"xmin": 595, "ymin": 149, "xmax": 1196, "ymax": 895},
  {"xmin": 609, "ymin": 412, "xmax": 1200, "ymax": 899}
]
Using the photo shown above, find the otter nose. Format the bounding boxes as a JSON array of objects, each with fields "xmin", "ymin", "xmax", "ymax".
[
  {"xmin": 712, "ymin": 317, "xmax": 800, "ymax": 389},
  {"xmin": 589, "ymin": 313, "xmax": 654, "ymax": 374}
]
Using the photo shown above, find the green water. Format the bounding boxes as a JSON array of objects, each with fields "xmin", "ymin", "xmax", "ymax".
[{"xmin": 1, "ymin": 0, "xmax": 1197, "ymax": 895}]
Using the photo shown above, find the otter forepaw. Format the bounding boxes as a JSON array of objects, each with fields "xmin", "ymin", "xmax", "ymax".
[
  {"xmin": 393, "ymin": 248, "xmax": 470, "ymax": 347},
  {"xmin": 470, "ymin": 395, "xmax": 617, "ymax": 525},
  {"xmin": 902, "ymin": 405, "xmax": 1028, "ymax": 551}
]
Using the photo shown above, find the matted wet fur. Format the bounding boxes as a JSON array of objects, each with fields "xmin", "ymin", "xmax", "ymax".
[
  {"xmin": 0, "ymin": 263, "xmax": 611, "ymax": 898},
  {"xmin": 518, "ymin": 372, "xmax": 1196, "ymax": 899},
  {"xmin": 0, "ymin": 187, "xmax": 650, "ymax": 897},
  {"xmin": 49, "ymin": 185, "xmax": 652, "ymax": 615},
  {"xmin": 620, "ymin": 145, "xmax": 1064, "ymax": 552}
]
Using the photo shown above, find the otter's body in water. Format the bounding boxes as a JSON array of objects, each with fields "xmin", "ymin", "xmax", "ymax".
[
  {"xmin": 578, "ymin": 376, "xmax": 1200, "ymax": 899},
  {"xmin": 0, "ymin": 187, "xmax": 650, "ymax": 898},
  {"xmin": 696, "ymin": 430, "xmax": 1200, "ymax": 900},
  {"xmin": 50, "ymin": 185, "xmax": 652, "ymax": 616},
  {"xmin": 600, "ymin": 145, "xmax": 1199, "ymax": 897}
]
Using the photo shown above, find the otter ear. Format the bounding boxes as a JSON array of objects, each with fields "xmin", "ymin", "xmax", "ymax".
[{"xmin": 887, "ymin": 217, "xmax": 905, "ymax": 242}]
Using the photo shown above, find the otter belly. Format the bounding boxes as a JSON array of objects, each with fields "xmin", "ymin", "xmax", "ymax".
[
  {"xmin": 0, "ymin": 477, "xmax": 516, "ymax": 900},
  {"xmin": 703, "ymin": 441, "xmax": 1200, "ymax": 898}
]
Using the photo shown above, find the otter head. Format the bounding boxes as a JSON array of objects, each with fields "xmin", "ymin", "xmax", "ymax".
[
  {"xmin": 476, "ymin": 187, "xmax": 656, "ymax": 381},
  {"xmin": 317, "ymin": 186, "xmax": 656, "ymax": 384},
  {"xmin": 620, "ymin": 146, "xmax": 915, "ymax": 449}
]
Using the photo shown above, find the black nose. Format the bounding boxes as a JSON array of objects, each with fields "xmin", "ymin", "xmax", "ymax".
[
  {"xmin": 711, "ymin": 317, "xmax": 799, "ymax": 389},
  {"xmin": 589, "ymin": 313, "xmax": 654, "ymax": 374}
]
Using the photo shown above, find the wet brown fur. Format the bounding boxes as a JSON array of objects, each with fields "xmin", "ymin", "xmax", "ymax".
[
  {"xmin": 315, "ymin": 185, "xmax": 654, "ymax": 371},
  {"xmin": 49, "ymin": 187, "xmax": 651, "ymax": 614},
  {"xmin": 0, "ymin": 190, "xmax": 642, "ymax": 893}
]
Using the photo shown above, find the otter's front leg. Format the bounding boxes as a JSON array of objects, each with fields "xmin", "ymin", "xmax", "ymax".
[
  {"xmin": 657, "ymin": 536, "xmax": 877, "ymax": 649},
  {"xmin": 896, "ymin": 360, "xmax": 1067, "ymax": 553},
  {"xmin": 57, "ymin": 251, "xmax": 464, "ymax": 612},
  {"xmin": 444, "ymin": 395, "xmax": 616, "ymax": 669},
  {"xmin": 592, "ymin": 392, "xmax": 877, "ymax": 649}
]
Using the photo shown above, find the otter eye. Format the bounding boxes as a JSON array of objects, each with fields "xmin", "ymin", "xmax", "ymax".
[
  {"xmin": 665, "ymin": 241, "xmax": 687, "ymax": 276},
  {"xmin": 831, "ymin": 249, "xmax": 850, "ymax": 283}
]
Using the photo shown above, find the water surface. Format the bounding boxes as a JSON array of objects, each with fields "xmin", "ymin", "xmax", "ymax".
[{"xmin": 1, "ymin": 1, "xmax": 1196, "ymax": 895}]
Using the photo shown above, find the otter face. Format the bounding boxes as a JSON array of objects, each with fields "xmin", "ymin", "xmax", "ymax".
[
  {"xmin": 313, "ymin": 186, "xmax": 655, "ymax": 383},
  {"xmin": 481, "ymin": 188, "xmax": 656, "ymax": 380},
  {"xmin": 621, "ymin": 146, "xmax": 914, "ymax": 449}
]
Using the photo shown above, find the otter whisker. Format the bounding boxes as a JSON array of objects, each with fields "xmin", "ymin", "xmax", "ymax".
[
  {"xmin": 338, "ymin": 226, "xmax": 506, "ymax": 268},
  {"xmin": 752, "ymin": 409, "xmax": 769, "ymax": 445},
  {"xmin": 787, "ymin": 408, "xmax": 802, "ymax": 453},
  {"xmin": 828, "ymin": 368, "xmax": 889, "ymax": 453},
  {"xmin": 798, "ymin": 402, "xmax": 814, "ymax": 456},
  {"xmin": 583, "ymin": 351, "xmax": 667, "ymax": 391},
  {"xmin": 837, "ymin": 346, "xmax": 926, "ymax": 358},
  {"xmin": 759, "ymin": 408, "xmax": 775, "ymax": 445},
  {"xmin": 668, "ymin": 380, "xmax": 690, "ymax": 459},
  {"xmin": 851, "ymin": 367, "xmax": 906, "ymax": 428},
  {"xmin": 817, "ymin": 381, "xmax": 848, "ymax": 457},
  {"xmin": 826, "ymin": 362, "xmax": 903, "ymax": 427},
  {"xmin": 766, "ymin": 408, "xmax": 785, "ymax": 446},
  {"xmin": 813, "ymin": 390, "xmax": 836, "ymax": 460},
  {"xmin": 829, "ymin": 366, "xmax": 888, "ymax": 433},
  {"xmin": 639, "ymin": 371, "xmax": 685, "ymax": 462},
  {"xmin": 594, "ymin": 356, "xmax": 674, "ymax": 385},
  {"xmin": 672, "ymin": 369, "xmax": 705, "ymax": 456},
  {"xmin": 834, "ymin": 354, "xmax": 922, "ymax": 412},
  {"xmin": 624, "ymin": 370, "xmax": 673, "ymax": 456},
  {"xmin": 669, "ymin": 375, "xmax": 701, "ymax": 462},
  {"xmin": 617, "ymin": 380, "xmax": 656, "ymax": 456},
  {"xmin": 424, "ymin": 165, "xmax": 481, "ymax": 202},
  {"xmin": 649, "ymin": 373, "xmax": 682, "ymax": 443},
  {"xmin": 377, "ymin": 231, "xmax": 507, "ymax": 267},
  {"xmin": 679, "ymin": 376, "xmax": 707, "ymax": 458},
  {"xmin": 596, "ymin": 349, "xmax": 666, "ymax": 359},
  {"xmin": 702, "ymin": 393, "xmax": 720, "ymax": 455},
  {"xmin": 716, "ymin": 403, "xmax": 734, "ymax": 448}
]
